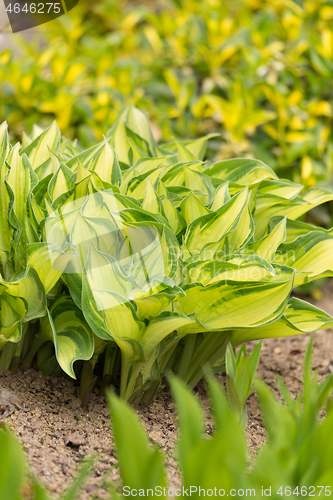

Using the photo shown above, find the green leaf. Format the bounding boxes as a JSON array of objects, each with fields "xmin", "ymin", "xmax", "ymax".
[
  {"xmin": 230, "ymin": 297, "xmax": 333, "ymax": 344},
  {"xmin": 242, "ymin": 217, "xmax": 286, "ymax": 261},
  {"xmin": 108, "ymin": 391, "xmax": 166, "ymax": 490},
  {"xmin": 249, "ymin": 341, "xmax": 262, "ymax": 383},
  {"xmin": 44, "ymin": 296, "xmax": 94, "ymax": 378},
  {"xmin": 142, "ymin": 311, "xmax": 195, "ymax": 355},
  {"xmin": 303, "ymin": 335, "xmax": 314, "ymax": 405},
  {"xmin": 274, "ymin": 230, "xmax": 333, "ymax": 283},
  {"xmin": 258, "ymin": 179, "xmax": 302, "ymax": 199},
  {"xmin": 0, "ymin": 295, "xmax": 26, "ymax": 341},
  {"xmin": 82, "ymin": 259, "xmax": 145, "ymax": 360},
  {"xmin": 178, "ymin": 375, "xmax": 247, "ymax": 491},
  {"xmin": 20, "ymin": 121, "xmax": 61, "ymax": 170},
  {"xmin": 48, "ymin": 162, "xmax": 75, "ymax": 202},
  {"xmin": 141, "ymin": 178, "xmax": 167, "ymax": 218},
  {"xmin": 0, "ymin": 122, "xmax": 13, "ymax": 268},
  {"xmin": 184, "ymin": 254, "xmax": 278, "ymax": 286},
  {"xmin": 30, "ymin": 482, "xmax": 53, "ymax": 500},
  {"xmin": 255, "ymin": 187, "xmax": 333, "ymax": 239},
  {"xmin": 0, "ymin": 429, "xmax": 26, "ymax": 500},
  {"xmin": 169, "ymin": 375, "xmax": 205, "ymax": 469},
  {"xmin": 27, "ymin": 242, "xmax": 71, "ymax": 294},
  {"xmin": 126, "ymin": 167, "xmax": 166, "ymax": 199},
  {"xmin": 226, "ymin": 197, "xmax": 254, "ymax": 252},
  {"xmin": 210, "ymin": 182, "xmax": 230, "ymax": 211},
  {"xmin": 180, "ymin": 133, "xmax": 219, "ymax": 160},
  {"xmin": 160, "ymin": 195, "xmax": 186, "ymax": 235},
  {"xmin": 180, "ymin": 191, "xmax": 211, "ymax": 225},
  {"xmin": 125, "ymin": 104, "xmax": 158, "ymax": 156},
  {"xmin": 225, "ymin": 343, "xmax": 236, "ymax": 379},
  {"xmin": 175, "ymin": 271, "xmax": 294, "ymax": 332},
  {"xmin": 61, "ymin": 457, "xmax": 95, "ymax": 500},
  {"xmin": 254, "ymin": 379, "xmax": 295, "ymax": 449},
  {"xmin": 226, "ymin": 374, "xmax": 242, "ymax": 417},
  {"xmin": 34, "ymin": 149, "xmax": 60, "ymax": 181},
  {"xmin": 130, "ymin": 288, "xmax": 181, "ymax": 321},
  {"xmin": 205, "ymin": 374, "xmax": 232, "ymax": 433},
  {"xmin": 184, "ymin": 188, "xmax": 248, "ymax": 254},
  {"xmin": 1, "ymin": 267, "xmax": 46, "ymax": 322},
  {"xmin": 6, "ymin": 144, "xmax": 39, "ymax": 268},
  {"xmin": 175, "ymin": 138, "xmax": 198, "ymax": 162},
  {"xmin": 83, "ymin": 138, "xmax": 122, "ymax": 187},
  {"xmin": 234, "ymin": 354, "xmax": 251, "ymax": 406},
  {"xmin": 207, "ymin": 158, "xmax": 277, "ymax": 184}
]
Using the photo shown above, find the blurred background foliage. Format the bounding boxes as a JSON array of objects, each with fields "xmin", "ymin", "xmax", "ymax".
[{"xmin": 1, "ymin": 0, "xmax": 333, "ymax": 194}]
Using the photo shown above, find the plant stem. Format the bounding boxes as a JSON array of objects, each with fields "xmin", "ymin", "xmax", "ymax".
[
  {"xmin": 37, "ymin": 341, "xmax": 54, "ymax": 371},
  {"xmin": 79, "ymin": 359, "xmax": 98, "ymax": 406},
  {"xmin": 10, "ymin": 323, "xmax": 29, "ymax": 374},
  {"xmin": 157, "ymin": 334, "xmax": 185, "ymax": 373},
  {"xmin": 182, "ymin": 331, "xmax": 230, "ymax": 388},
  {"xmin": 0, "ymin": 342, "xmax": 16, "ymax": 371},
  {"xmin": 175, "ymin": 334, "xmax": 197, "ymax": 380},
  {"xmin": 23, "ymin": 331, "xmax": 49, "ymax": 367},
  {"xmin": 101, "ymin": 346, "xmax": 121, "ymax": 396},
  {"xmin": 103, "ymin": 345, "xmax": 119, "ymax": 379},
  {"xmin": 120, "ymin": 356, "xmax": 143, "ymax": 402}
]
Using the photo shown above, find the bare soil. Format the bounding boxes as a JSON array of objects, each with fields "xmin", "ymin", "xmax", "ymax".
[{"xmin": 1, "ymin": 283, "xmax": 333, "ymax": 499}]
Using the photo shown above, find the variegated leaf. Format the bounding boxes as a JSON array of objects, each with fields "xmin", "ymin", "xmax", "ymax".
[
  {"xmin": 44, "ymin": 296, "xmax": 94, "ymax": 378},
  {"xmin": 230, "ymin": 298, "xmax": 333, "ymax": 345},
  {"xmin": 207, "ymin": 158, "xmax": 277, "ymax": 184},
  {"xmin": 6, "ymin": 145, "xmax": 39, "ymax": 268},
  {"xmin": 241, "ymin": 218, "xmax": 286, "ymax": 261},
  {"xmin": 184, "ymin": 188, "xmax": 248, "ymax": 254},
  {"xmin": 83, "ymin": 139, "xmax": 122, "ymax": 187},
  {"xmin": 0, "ymin": 122, "xmax": 13, "ymax": 271},
  {"xmin": 273, "ymin": 231, "xmax": 333, "ymax": 284},
  {"xmin": 20, "ymin": 122, "xmax": 61, "ymax": 170},
  {"xmin": 175, "ymin": 271, "xmax": 294, "ymax": 333}
]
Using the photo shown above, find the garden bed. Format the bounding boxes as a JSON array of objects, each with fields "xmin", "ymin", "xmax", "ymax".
[{"xmin": 1, "ymin": 282, "xmax": 333, "ymax": 499}]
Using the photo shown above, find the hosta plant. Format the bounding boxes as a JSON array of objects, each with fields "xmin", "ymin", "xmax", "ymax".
[{"xmin": 1, "ymin": 105, "xmax": 333, "ymax": 403}]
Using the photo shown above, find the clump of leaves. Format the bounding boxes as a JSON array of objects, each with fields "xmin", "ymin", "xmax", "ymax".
[
  {"xmin": 1, "ymin": 107, "xmax": 333, "ymax": 404},
  {"xmin": 225, "ymin": 341, "xmax": 262, "ymax": 427}
]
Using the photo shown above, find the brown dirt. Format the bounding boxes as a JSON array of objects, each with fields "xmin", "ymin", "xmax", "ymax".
[{"xmin": 1, "ymin": 282, "xmax": 333, "ymax": 499}]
